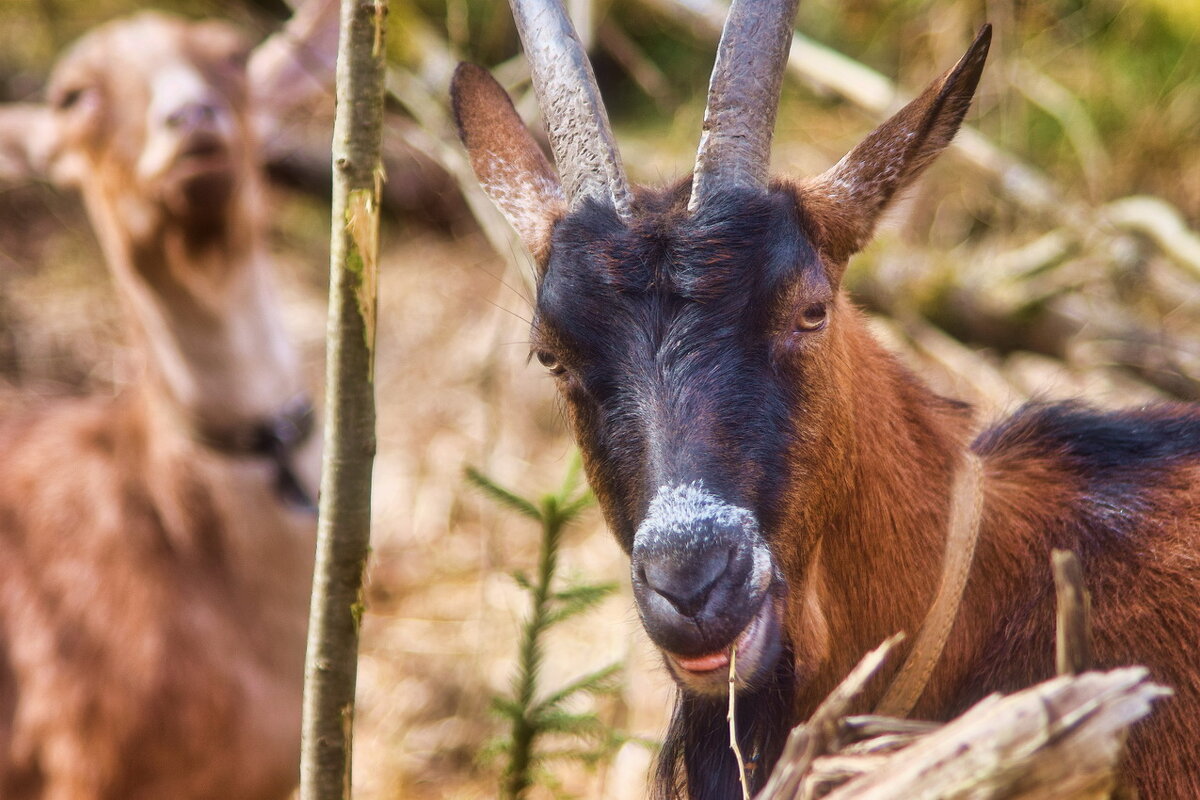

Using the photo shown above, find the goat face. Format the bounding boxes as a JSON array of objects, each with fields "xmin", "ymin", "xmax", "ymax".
[
  {"xmin": 44, "ymin": 13, "xmax": 254, "ymax": 230},
  {"xmin": 532, "ymin": 186, "xmax": 841, "ymax": 694}
]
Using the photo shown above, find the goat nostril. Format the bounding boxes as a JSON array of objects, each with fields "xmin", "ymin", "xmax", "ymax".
[{"xmin": 165, "ymin": 103, "xmax": 218, "ymax": 130}]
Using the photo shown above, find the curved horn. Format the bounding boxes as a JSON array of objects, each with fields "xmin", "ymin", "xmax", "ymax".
[
  {"xmin": 509, "ymin": 0, "xmax": 633, "ymax": 221},
  {"xmin": 689, "ymin": 0, "xmax": 801, "ymax": 211}
]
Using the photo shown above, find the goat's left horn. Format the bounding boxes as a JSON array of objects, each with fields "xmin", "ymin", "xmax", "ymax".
[
  {"xmin": 509, "ymin": 0, "xmax": 634, "ymax": 222},
  {"xmin": 689, "ymin": 0, "xmax": 801, "ymax": 212}
]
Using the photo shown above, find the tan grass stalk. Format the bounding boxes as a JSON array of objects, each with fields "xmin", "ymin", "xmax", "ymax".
[{"xmin": 728, "ymin": 647, "xmax": 751, "ymax": 800}]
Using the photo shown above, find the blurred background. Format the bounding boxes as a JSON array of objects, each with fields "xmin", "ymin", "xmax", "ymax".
[{"xmin": 0, "ymin": 0, "xmax": 1197, "ymax": 797}]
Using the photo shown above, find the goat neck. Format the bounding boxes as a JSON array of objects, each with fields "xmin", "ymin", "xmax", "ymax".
[
  {"xmin": 774, "ymin": 304, "xmax": 978, "ymax": 714},
  {"xmin": 89, "ymin": 171, "xmax": 305, "ymax": 442}
]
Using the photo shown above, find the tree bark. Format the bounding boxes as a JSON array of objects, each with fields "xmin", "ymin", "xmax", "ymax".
[{"xmin": 300, "ymin": 0, "xmax": 386, "ymax": 798}]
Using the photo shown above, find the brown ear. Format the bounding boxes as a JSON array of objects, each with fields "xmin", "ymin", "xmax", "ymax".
[
  {"xmin": 451, "ymin": 62, "xmax": 564, "ymax": 262},
  {"xmin": 803, "ymin": 24, "xmax": 991, "ymax": 266},
  {"xmin": 0, "ymin": 104, "xmax": 60, "ymax": 182}
]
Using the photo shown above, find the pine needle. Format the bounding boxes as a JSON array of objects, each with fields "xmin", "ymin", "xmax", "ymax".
[
  {"xmin": 464, "ymin": 466, "xmax": 543, "ymax": 522},
  {"xmin": 728, "ymin": 647, "xmax": 751, "ymax": 800}
]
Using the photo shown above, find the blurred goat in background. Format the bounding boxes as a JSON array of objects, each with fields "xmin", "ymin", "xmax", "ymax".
[{"xmin": 0, "ymin": 2, "xmax": 336, "ymax": 797}]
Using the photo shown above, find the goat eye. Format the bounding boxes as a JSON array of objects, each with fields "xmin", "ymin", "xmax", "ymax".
[
  {"xmin": 54, "ymin": 87, "xmax": 86, "ymax": 110},
  {"xmin": 535, "ymin": 350, "xmax": 566, "ymax": 376},
  {"xmin": 795, "ymin": 303, "xmax": 828, "ymax": 333},
  {"xmin": 226, "ymin": 46, "xmax": 252, "ymax": 70}
]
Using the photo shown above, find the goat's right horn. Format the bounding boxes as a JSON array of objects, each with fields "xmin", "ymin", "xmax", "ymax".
[
  {"xmin": 689, "ymin": 0, "xmax": 801, "ymax": 212},
  {"xmin": 509, "ymin": 0, "xmax": 633, "ymax": 222}
]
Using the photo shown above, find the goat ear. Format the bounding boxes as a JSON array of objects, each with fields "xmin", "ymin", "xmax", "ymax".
[
  {"xmin": 451, "ymin": 62, "xmax": 565, "ymax": 262},
  {"xmin": 248, "ymin": 0, "xmax": 339, "ymax": 131},
  {"xmin": 802, "ymin": 25, "xmax": 991, "ymax": 267},
  {"xmin": 0, "ymin": 104, "xmax": 60, "ymax": 182}
]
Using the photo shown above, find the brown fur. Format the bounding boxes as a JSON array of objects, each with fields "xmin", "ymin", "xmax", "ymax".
[
  {"xmin": 0, "ymin": 396, "xmax": 311, "ymax": 799},
  {"xmin": 774, "ymin": 299, "xmax": 1200, "ymax": 798},
  {"xmin": 0, "ymin": 9, "xmax": 334, "ymax": 798}
]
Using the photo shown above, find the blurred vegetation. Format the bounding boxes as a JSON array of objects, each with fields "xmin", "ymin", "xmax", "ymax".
[
  {"xmin": 373, "ymin": 0, "xmax": 1199, "ymax": 219},
  {"xmin": 3, "ymin": 0, "xmax": 1195, "ymax": 219}
]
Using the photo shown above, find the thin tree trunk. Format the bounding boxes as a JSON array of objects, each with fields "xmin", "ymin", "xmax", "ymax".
[{"xmin": 300, "ymin": 0, "xmax": 386, "ymax": 797}]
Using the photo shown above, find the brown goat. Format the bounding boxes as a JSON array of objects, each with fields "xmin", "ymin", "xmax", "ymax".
[
  {"xmin": 452, "ymin": 1, "xmax": 1200, "ymax": 798},
  {"xmin": 0, "ymin": 6, "xmax": 336, "ymax": 798}
]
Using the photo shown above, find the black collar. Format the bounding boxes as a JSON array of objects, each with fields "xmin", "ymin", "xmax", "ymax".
[{"xmin": 192, "ymin": 394, "xmax": 318, "ymax": 513}]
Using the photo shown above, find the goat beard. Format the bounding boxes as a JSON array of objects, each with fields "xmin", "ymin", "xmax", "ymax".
[{"xmin": 177, "ymin": 167, "xmax": 233, "ymax": 209}]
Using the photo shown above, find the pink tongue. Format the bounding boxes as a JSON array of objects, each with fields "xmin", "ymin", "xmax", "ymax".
[{"xmin": 674, "ymin": 651, "xmax": 730, "ymax": 673}]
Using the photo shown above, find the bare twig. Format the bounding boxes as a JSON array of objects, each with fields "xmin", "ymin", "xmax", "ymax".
[
  {"xmin": 299, "ymin": 0, "xmax": 386, "ymax": 797},
  {"xmin": 1053, "ymin": 549, "xmax": 1093, "ymax": 676},
  {"xmin": 761, "ymin": 667, "xmax": 1167, "ymax": 799},
  {"xmin": 597, "ymin": 19, "xmax": 676, "ymax": 107},
  {"xmin": 728, "ymin": 648, "xmax": 751, "ymax": 800},
  {"xmin": 756, "ymin": 640, "xmax": 1166, "ymax": 799}
]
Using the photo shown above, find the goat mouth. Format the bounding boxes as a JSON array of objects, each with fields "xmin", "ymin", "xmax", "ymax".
[
  {"xmin": 173, "ymin": 134, "xmax": 233, "ymax": 173},
  {"xmin": 664, "ymin": 596, "xmax": 781, "ymax": 695},
  {"xmin": 184, "ymin": 140, "xmax": 223, "ymax": 158}
]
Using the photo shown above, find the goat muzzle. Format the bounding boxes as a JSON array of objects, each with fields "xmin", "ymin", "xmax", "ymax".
[{"xmin": 630, "ymin": 481, "xmax": 784, "ymax": 695}]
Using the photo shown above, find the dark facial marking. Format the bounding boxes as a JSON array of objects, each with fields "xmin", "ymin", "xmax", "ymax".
[{"xmin": 533, "ymin": 186, "xmax": 826, "ymax": 550}]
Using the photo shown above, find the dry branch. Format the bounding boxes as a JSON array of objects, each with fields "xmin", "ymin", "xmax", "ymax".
[
  {"xmin": 823, "ymin": 669, "xmax": 1166, "ymax": 799},
  {"xmin": 757, "ymin": 649, "xmax": 1168, "ymax": 799},
  {"xmin": 756, "ymin": 637, "xmax": 901, "ymax": 800}
]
